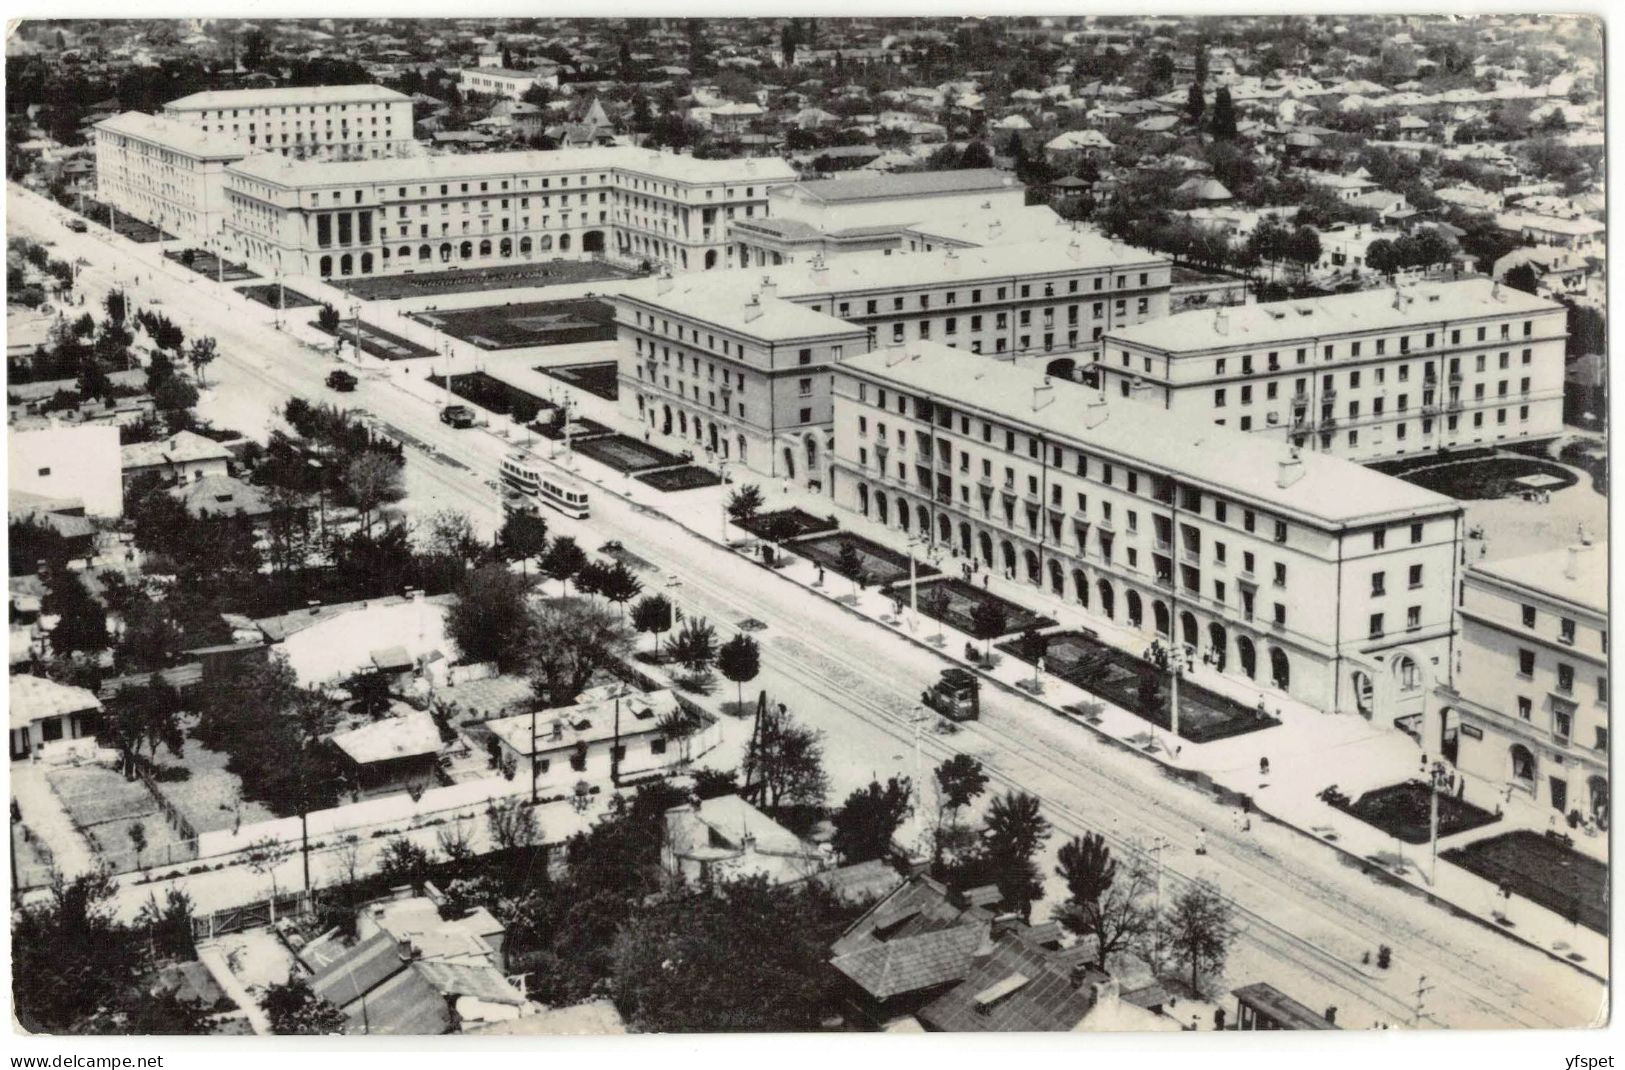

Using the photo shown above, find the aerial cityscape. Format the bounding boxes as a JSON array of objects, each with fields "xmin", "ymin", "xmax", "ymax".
[{"xmin": 4, "ymin": 13, "xmax": 1608, "ymax": 1041}]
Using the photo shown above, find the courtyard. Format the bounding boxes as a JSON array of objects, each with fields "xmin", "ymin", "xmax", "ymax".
[
  {"xmin": 1001, "ymin": 630, "xmax": 1278, "ymax": 744},
  {"xmin": 411, "ymin": 298, "xmax": 616, "ymax": 350},
  {"xmin": 329, "ymin": 259, "xmax": 639, "ymax": 301},
  {"xmin": 1443, "ymin": 829, "xmax": 1609, "ymax": 936},
  {"xmin": 1374, "ymin": 451, "xmax": 1579, "ymax": 501}
]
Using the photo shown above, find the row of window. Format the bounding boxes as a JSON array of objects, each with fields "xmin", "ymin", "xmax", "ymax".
[
  {"xmin": 1201, "ymin": 321, "xmax": 1539, "ymax": 378},
  {"xmin": 1519, "ymin": 603, "xmax": 1598, "ymax": 649}
]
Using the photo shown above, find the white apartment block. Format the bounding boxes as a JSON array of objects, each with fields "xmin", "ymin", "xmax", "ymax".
[
  {"xmin": 458, "ymin": 66, "xmax": 560, "ymax": 102},
  {"xmin": 220, "ymin": 146, "xmax": 795, "ymax": 281},
  {"xmin": 7, "ymin": 424, "xmax": 123, "ymax": 518},
  {"xmin": 162, "ymin": 84, "xmax": 414, "ymax": 161},
  {"xmin": 615, "ymin": 234, "xmax": 1171, "ymax": 485},
  {"xmin": 1438, "ymin": 545, "xmax": 1607, "ymax": 822},
  {"xmin": 93, "ymin": 112, "xmax": 250, "ymax": 242},
  {"xmin": 730, "ymin": 169, "xmax": 1027, "ymax": 266},
  {"xmin": 617, "ymin": 275, "xmax": 869, "ymax": 483},
  {"xmin": 831, "ymin": 342, "xmax": 1464, "ymax": 722},
  {"xmin": 1096, "ymin": 279, "xmax": 1568, "ymax": 463}
]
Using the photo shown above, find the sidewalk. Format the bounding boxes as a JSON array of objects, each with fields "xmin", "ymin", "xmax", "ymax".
[{"xmin": 10, "ymin": 759, "xmax": 99, "ymax": 884}]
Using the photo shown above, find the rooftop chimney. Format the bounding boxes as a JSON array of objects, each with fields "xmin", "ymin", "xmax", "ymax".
[
  {"xmin": 760, "ymin": 275, "xmax": 777, "ymax": 301},
  {"xmin": 990, "ymin": 913, "xmax": 1023, "ymax": 939},
  {"xmin": 1032, "ymin": 379, "xmax": 1055, "ymax": 411},
  {"xmin": 1083, "ymin": 397, "xmax": 1110, "ymax": 429},
  {"xmin": 885, "ymin": 341, "xmax": 910, "ymax": 366},
  {"xmin": 1277, "ymin": 446, "xmax": 1306, "ymax": 489},
  {"xmin": 1491, "ymin": 280, "xmax": 1503, "ymax": 301},
  {"xmin": 1563, "ymin": 544, "xmax": 1589, "ymax": 580},
  {"xmin": 1214, "ymin": 308, "xmax": 1229, "ymax": 335},
  {"xmin": 744, "ymin": 293, "xmax": 764, "ymax": 322},
  {"xmin": 656, "ymin": 268, "xmax": 674, "ymax": 295}
]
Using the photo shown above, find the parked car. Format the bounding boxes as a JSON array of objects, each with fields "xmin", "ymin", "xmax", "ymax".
[
  {"xmin": 440, "ymin": 404, "xmax": 476, "ymax": 428},
  {"xmin": 65, "ymin": 219, "xmax": 87, "ymax": 233},
  {"xmin": 326, "ymin": 369, "xmax": 357, "ymax": 392}
]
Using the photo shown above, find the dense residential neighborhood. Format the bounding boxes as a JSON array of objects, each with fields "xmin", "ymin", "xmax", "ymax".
[{"xmin": 5, "ymin": 14, "xmax": 1608, "ymax": 1043}]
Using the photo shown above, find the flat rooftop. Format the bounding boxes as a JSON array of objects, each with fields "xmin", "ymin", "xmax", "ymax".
[
  {"xmin": 785, "ymin": 168, "xmax": 1021, "ymax": 204},
  {"xmin": 1107, "ymin": 278, "xmax": 1562, "ymax": 353},
  {"xmin": 165, "ymin": 83, "xmax": 409, "ymax": 110},
  {"xmin": 96, "ymin": 111, "xmax": 252, "ymax": 160},
  {"xmin": 1471, "ymin": 545, "xmax": 1605, "ymax": 615},
  {"xmin": 840, "ymin": 342, "xmax": 1458, "ymax": 527}
]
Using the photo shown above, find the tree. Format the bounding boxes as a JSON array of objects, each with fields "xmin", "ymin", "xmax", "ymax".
[
  {"xmin": 599, "ymin": 560, "xmax": 643, "ymax": 621},
  {"xmin": 610, "ymin": 876, "xmax": 859, "ymax": 1031},
  {"xmin": 526, "ymin": 599, "xmax": 633, "ymax": 708},
  {"xmin": 1209, "ymin": 87, "xmax": 1237, "ymax": 139},
  {"xmin": 960, "ymin": 140, "xmax": 994, "ymax": 169},
  {"xmin": 981, "ymin": 790, "xmax": 1051, "ymax": 917},
  {"xmin": 743, "ymin": 704, "xmax": 828, "ymax": 811},
  {"xmin": 1285, "ymin": 225, "xmax": 1322, "ymax": 281},
  {"xmin": 1503, "ymin": 262, "xmax": 1540, "ymax": 295},
  {"xmin": 667, "ymin": 616, "xmax": 718, "ymax": 683},
  {"xmin": 316, "ymin": 303, "xmax": 340, "ymax": 332},
  {"xmin": 968, "ymin": 601, "xmax": 1007, "ymax": 659},
  {"xmin": 262, "ymin": 976, "xmax": 347, "ymax": 1035},
  {"xmin": 631, "ymin": 594, "xmax": 674, "ymax": 657},
  {"xmin": 9, "ymin": 516, "xmax": 72, "ymax": 576},
  {"xmin": 831, "ymin": 777, "xmax": 912, "ymax": 863},
  {"xmin": 447, "ymin": 563, "xmax": 534, "ymax": 671},
  {"xmin": 42, "ymin": 571, "xmax": 107, "ymax": 656},
  {"xmin": 1366, "ymin": 237, "xmax": 1399, "ymax": 277},
  {"xmin": 107, "ymin": 679, "xmax": 186, "ymax": 778},
  {"xmin": 1053, "ymin": 832, "xmax": 1159, "ymax": 968},
  {"xmin": 487, "ymin": 796, "xmax": 540, "ymax": 851},
  {"xmin": 104, "ymin": 288, "xmax": 128, "ymax": 327},
  {"xmin": 377, "ymin": 836, "xmax": 432, "ymax": 888},
  {"xmin": 1160, "ymin": 879, "xmax": 1236, "ymax": 996},
  {"xmin": 344, "ymin": 668, "xmax": 392, "ymax": 718},
  {"xmin": 12, "ymin": 869, "xmax": 138, "ymax": 1032},
  {"xmin": 715, "ymin": 632, "xmax": 760, "ymax": 711},
  {"xmin": 836, "ymin": 540, "xmax": 869, "ymax": 595},
  {"xmin": 725, "ymin": 483, "xmax": 765, "ymax": 527},
  {"xmin": 574, "ymin": 559, "xmax": 611, "ymax": 601},
  {"xmin": 244, "ymin": 835, "xmax": 293, "ymax": 902},
  {"xmin": 134, "ymin": 886, "xmax": 197, "ymax": 963},
  {"xmin": 341, "ymin": 451, "xmax": 405, "ymax": 535},
  {"xmin": 540, "ymin": 535, "xmax": 587, "ymax": 595},
  {"xmin": 496, "ymin": 510, "xmax": 548, "ymax": 574},
  {"xmin": 1185, "ymin": 82, "xmax": 1204, "ymax": 125}
]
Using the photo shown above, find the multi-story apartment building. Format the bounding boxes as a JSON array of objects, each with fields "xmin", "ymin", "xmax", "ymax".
[
  {"xmin": 615, "ymin": 234, "xmax": 1172, "ymax": 484},
  {"xmin": 1096, "ymin": 279, "xmax": 1568, "ymax": 463},
  {"xmin": 616, "ymin": 275, "xmax": 869, "ymax": 482},
  {"xmin": 766, "ymin": 235, "xmax": 1170, "ymax": 362},
  {"xmin": 93, "ymin": 112, "xmax": 250, "ymax": 242},
  {"xmin": 220, "ymin": 146, "xmax": 795, "ymax": 280},
  {"xmin": 163, "ymin": 84, "xmax": 414, "ymax": 161},
  {"xmin": 1437, "ymin": 545, "xmax": 1607, "ymax": 822},
  {"xmin": 831, "ymin": 341, "xmax": 1464, "ymax": 721},
  {"xmin": 458, "ymin": 65, "xmax": 560, "ymax": 102},
  {"xmin": 730, "ymin": 169, "xmax": 1027, "ymax": 267}
]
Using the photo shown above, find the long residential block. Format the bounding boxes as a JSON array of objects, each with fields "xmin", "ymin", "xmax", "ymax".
[
  {"xmin": 831, "ymin": 341, "xmax": 1465, "ymax": 722},
  {"xmin": 221, "ymin": 146, "xmax": 797, "ymax": 280},
  {"xmin": 162, "ymin": 83, "xmax": 415, "ymax": 161},
  {"xmin": 93, "ymin": 111, "xmax": 251, "ymax": 242},
  {"xmin": 1096, "ymin": 279, "xmax": 1569, "ymax": 462}
]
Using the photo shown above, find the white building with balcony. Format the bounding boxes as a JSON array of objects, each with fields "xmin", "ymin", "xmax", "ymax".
[
  {"xmin": 1436, "ymin": 544, "xmax": 1607, "ymax": 823},
  {"xmin": 831, "ymin": 341, "xmax": 1464, "ymax": 722},
  {"xmin": 1095, "ymin": 279, "xmax": 1568, "ymax": 463}
]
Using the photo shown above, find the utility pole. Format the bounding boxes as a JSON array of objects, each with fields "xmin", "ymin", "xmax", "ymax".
[
  {"xmin": 1148, "ymin": 835, "xmax": 1170, "ymax": 961},
  {"xmin": 1427, "ymin": 759, "xmax": 1447, "ymax": 886},
  {"xmin": 529, "ymin": 703, "xmax": 539, "ymax": 804},
  {"xmin": 1411, "ymin": 974, "xmax": 1434, "ymax": 1027}
]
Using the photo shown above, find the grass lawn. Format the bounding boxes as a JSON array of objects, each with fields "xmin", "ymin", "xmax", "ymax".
[
  {"xmin": 427, "ymin": 370, "xmax": 548, "ymax": 418},
  {"xmin": 76, "ymin": 198, "xmax": 173, "ymax": 242},
  {"xmin": 1384, "ymin": 456, "xmax": 1578, "ymax": 501},
  {"xmin": 911, "ymin": 576, "xmax": 1055, "ymax": 637},
  {"xmin": 1330, "ymin": 779, "xmax": 1501, "ymax": 845},
  {"xmin": 636, "ymin": 466, "xmax": 722, "ymax": 492},
  {"xmin": 789, "ymin": 531, "xmax": 937, "ymax": 587},
  {"xmin": 1443, "ymin": 829, "xmax": 1608, "ymax": 935},
  {"xmin": 412, "ymin": 298, "xmax": 616, "ymax": 349},
  {"xmin": 314, "ymin": 319, "xmax": 438, "ymax": 361},
  {"xmin": 1004, "ymin": 630, "xmax": 1278, "ymax": 743},
  {"xmin": 236, "ymin": 283, "xmax": 320, "ymax": 309},
  {"xmin": 735, "ymin": 507, "xmax": 839, "ymax": 542},
  {"xmin": 165, "ymin": 248, "xmax": 259, "ymax": 281},
  {"xmin": 330, "ymin": 259, "xmax": 640, "ymax": 301},
  {"xmin": 572, "ymin": 433, "xmax": 686, "ymax": 473},
  {"xmin": 537, "ymin": 361, "xmax": 620, "ymax": 401}
]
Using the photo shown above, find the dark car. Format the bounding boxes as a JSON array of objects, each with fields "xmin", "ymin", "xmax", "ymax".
[
  {"xmin": 326, "ymin": 369, "xmax": 358, "ymax": 392},
  {"xmin": 440, "ymin": 404, "xmax": 476, "ymax": 428},
  {"xmin": 65, "ymin": 219, "xmax": 88, "ymax": 233}
]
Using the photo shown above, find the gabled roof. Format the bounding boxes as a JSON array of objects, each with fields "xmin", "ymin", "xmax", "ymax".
[
  {"xmin": 11, "ymin": 673, "xmax": 101, "ymax": 730},
  {"xmin": 917, "ymin": 932, "xmax": 1106, "ymax": 1032},
  {"xmin": 329, "ymin": 709, "xmax": 442, "ymax": 767},
  {"xmin": 831, "ymin": 923, "xmax": 990, "ymax": 1001},
  {"xmin": 121, "ymin": 430, "xmax": 232, "ymax": 471}
]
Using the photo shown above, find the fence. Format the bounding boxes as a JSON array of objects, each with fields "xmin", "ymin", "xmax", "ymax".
[{"xmin": 191, "ymin": 891, "xmax": 314, "ymax": 941}]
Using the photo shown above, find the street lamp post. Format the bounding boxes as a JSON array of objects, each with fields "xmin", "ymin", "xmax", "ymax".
[
  {"xmin": 349, "ymin": 302, "xmax": 363, "ymax": 363},
  {"xmin": 1427, "ymin": 759, "xmax": 1448, "ymax": 885},
  {"xmin": 718, "ymin": 460, "xmax": 731, "ymax": 542},
  {"xmin": 440, "ymin": 341, "xmax": 453, "ymax": 408}
]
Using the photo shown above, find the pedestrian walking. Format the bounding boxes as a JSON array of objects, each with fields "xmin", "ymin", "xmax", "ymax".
[
  {"xmin": 816, "ymin": 565, "xmax": 825, "ymax": 586},
  {"xmin": 1195, "ymin": 827, "xmax": 1208, "ymax": 855},
  {"xmin": 982, "ymin": 573, "xmax": 989, "ymax": 590},
  {"xmin": 1259, "ymin": 756, "xmax": 1270, "ymax": 776}
]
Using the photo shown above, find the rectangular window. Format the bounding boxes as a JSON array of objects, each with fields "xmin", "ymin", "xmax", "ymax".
[
  {"xmin": 1560, "ymin": 618, "xmax": 1575, "ymax": 645},
  {"xmin": 1407, "ymin": 605, "xmax": 1421, "ymax": 630},
  {"xmin": 1369, "ymin": 613, "xmax": 1384, "ymax": 639},
  {"xmin": 1518, "ymin": 696, "xmax": 1532, "ymax": 720},
  {"xmin": 1409, "ymin": 564, "xmax": 1423, "ymax": 588},
  {"xmin": 1518, "ymin": 649, "xmax": 1535, "ymax": 677},
  {"xmin": 1371, "ymin": 572, "xmax": 1386, "ymax": 596}
]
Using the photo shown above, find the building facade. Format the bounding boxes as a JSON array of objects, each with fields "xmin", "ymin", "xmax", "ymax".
[
  {"xmin": 1096, "ymin": 279, "xmax": 1568, "ymax": 463},
  {"xmin": 615, "ymin": 275, "xmax": 869, "ymax": 484},
  {"xmin": 7, "ymin": 423, "xmax": 124, "ymax": 518},
  {"xmin": 220, "ymin": 146, "xmax": 795, "ymax": 280},
  {"xmin": 831, "ymin": 342, "xmax": 1464, "ymax": 722},
  {"xmin": 458, "ymin": 66, "xmax": 559, "ymax": 102},
  {"xmin": 93, "ymin": 112, "xmax": 250, "ymax": 242},
  {"xmin": 1435, "ymin": 545, "xmax": 1607, "ymax": 822},
  {"xmin": 162, "ymin": 84, "xmax": 414, "ymax": 161}
]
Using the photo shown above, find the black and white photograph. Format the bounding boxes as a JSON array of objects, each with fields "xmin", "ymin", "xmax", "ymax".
[{"xmin": 2, "ymin": 9, "xmax": 1611, "ymax": 1048}]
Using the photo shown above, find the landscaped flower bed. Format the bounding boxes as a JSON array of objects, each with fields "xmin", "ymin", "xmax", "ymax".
[
  {"xmin": 1326, "ymin": 779, "xmax": 1501, "ymax": 845},
  {"xmin": 1443, "ymin": 829, "xmax": 1608, "ymax": 936},
  {"xmin": 788, "ymin": 531, "xmax": 937, "ymax": 587},
  {"xmin": 734, "ymin": 507, "xmax": 839, "ymax": 542}
]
